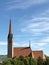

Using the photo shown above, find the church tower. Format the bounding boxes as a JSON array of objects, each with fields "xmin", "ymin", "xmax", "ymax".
[{"xmin": 8, "ymin": 19, "xmax": 14, "ymax": 58}]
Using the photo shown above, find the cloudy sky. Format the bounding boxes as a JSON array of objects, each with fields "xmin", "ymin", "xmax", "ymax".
[{"xmin": 0, "ymin": 0, "xmax": 49, "ymax": 56}]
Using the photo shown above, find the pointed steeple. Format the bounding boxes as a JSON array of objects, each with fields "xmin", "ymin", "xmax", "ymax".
[
  {"xmin": 8, "ymin": 19, "xmax": 13, "ymax": 58},
  {"xmin": 9, "ymin": 19, "xmax": 12, "ymax": 34}
]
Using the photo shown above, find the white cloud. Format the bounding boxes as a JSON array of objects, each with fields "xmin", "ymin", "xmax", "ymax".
[
  {"xmin": 41, "ymin": 9, "xmax": 49, "ymax": 16},
  {"xmin": 40, "ymin": 37, "xmax": 49, "ymax": 43},
  {"xmin": 36, "ymin": 43, "xmax": 47, "ymax": 46},
  {"xmin": 19, "ymin": 16, "xmax": 49, "ymax": 49},
  {"xmin": 14, "ymin": 42, "xmax": 29, "ymax": 47},
  {"xmin": 30, "ymin": 42, "xmax": 46, "ymax": 51},
  {"xmin": 31, "ymin": 36, "xmax": 49, "ymax": 48},
  {"xmin": 31, "ymin": 42, "xmax": 47, "ymax": 47},
  {"xmin": 0, "ymin": 41, "xmax": 29, "ymax": 47},
  {"xmin": 0, "ymin": 41, "xmax": 7, "ymax": 45},
  {"xmin": 32, "ymin": 17, "xmax": 49, "ymax": 21},
  {"xmin": 21, "ymin": 17, "xmax": 49, "ymax": 35},
  {"xmin": 5, "ymin": 0, "xmax": 48, "ymax": 10}
]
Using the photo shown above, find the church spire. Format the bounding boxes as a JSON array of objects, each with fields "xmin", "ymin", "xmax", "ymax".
[
  {"xmin": 8, "ymin": 19, "xmax": 13, "ymax": 58},
  {"xmin": 9, "ymin": 19, "xmax": 12, "ymax": 34}
]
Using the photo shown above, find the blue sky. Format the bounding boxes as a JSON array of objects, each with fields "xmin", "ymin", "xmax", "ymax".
[{"xmin": 0, "ymin": 0, "xmax": 49, "ymax": 56}]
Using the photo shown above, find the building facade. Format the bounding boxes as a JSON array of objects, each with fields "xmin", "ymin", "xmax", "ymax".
[{"xmin": 8, "ymin": 20, "xmax": 45, "ymax": 59}]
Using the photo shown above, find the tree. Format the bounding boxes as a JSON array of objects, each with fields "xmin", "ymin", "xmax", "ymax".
[
  {"xmin": 2, "ymin": 60, "xmax": 11, "ymax": 65},
  {"xmin": 37, "ymin": 57, "xmax": 44, "ymax": 65},
  {"xmin": 19, "ymin": 56, "xmax": 24, "ymax": 61},
  {"xmin": 16, "ymin": 59, "xmax": 25, "ymax": 65},
  {"xmin": 31, "ymin": 58, "xmax": 37, "ymax": 65},
  {"xmin": 24, "ymin": 57, "xmax": 37, "ymax": 65},
  {"xmin": 45, "ymin": 57, "xmax": 49, "ymax": 65}
]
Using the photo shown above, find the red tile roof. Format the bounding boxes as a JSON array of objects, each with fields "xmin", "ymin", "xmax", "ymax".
[
  {"xmin": 32, "ymin": 50, "xmax": 44, "ymax": 59},
  {"xmin": 14, "ymin": 47, "xmax": 31, "ymax": 58}
]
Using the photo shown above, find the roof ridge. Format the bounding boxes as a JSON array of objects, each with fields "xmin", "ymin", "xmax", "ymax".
[{"xmin": 14, "ymin": 47, "xmax": 30, "ymax": 48}]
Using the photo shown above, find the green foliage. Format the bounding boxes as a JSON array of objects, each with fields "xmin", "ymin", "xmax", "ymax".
[
  {"xmin": 24, "ymin": 57, "xmax": 37, "ymax": 65},
  {"xmin": 37, "ymin": 57, "xmax": 44, "ymax": 65},
  {"xmin": 15, "ymin": 59, "xmax": 25, "ymax": 65},
  {"xmin": 31, "ymin": 58, "xmax": 37, "ymax": 65},
  {"xmin": 45, "ymin": 57, "xmax": 49, "ymax": 65},
  {"xmin": 2, "ymin": 60, "xmax": 11, "ymax": 65},
  {"xmin": 1, "ymin": 56, "xmax": 49, "ymax": 65}
]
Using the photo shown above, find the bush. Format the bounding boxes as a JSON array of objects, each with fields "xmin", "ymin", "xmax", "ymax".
[{"xmin": 1, "ymin": 56, "xmax": 49, "ymax": 65}]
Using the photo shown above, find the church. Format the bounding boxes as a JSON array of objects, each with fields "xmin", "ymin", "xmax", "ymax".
[{"xmin": 7, "ymin": 20, "xmax": 45, "ymax": 59}]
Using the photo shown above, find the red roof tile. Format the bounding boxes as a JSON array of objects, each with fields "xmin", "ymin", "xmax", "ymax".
[
  {"xmin": 14, "ymin": 47, "xmax": 31, "ymax": 58},
  {"xmin": 32, "ymin": 50, "xmax": 44, "ymax": 59}
]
